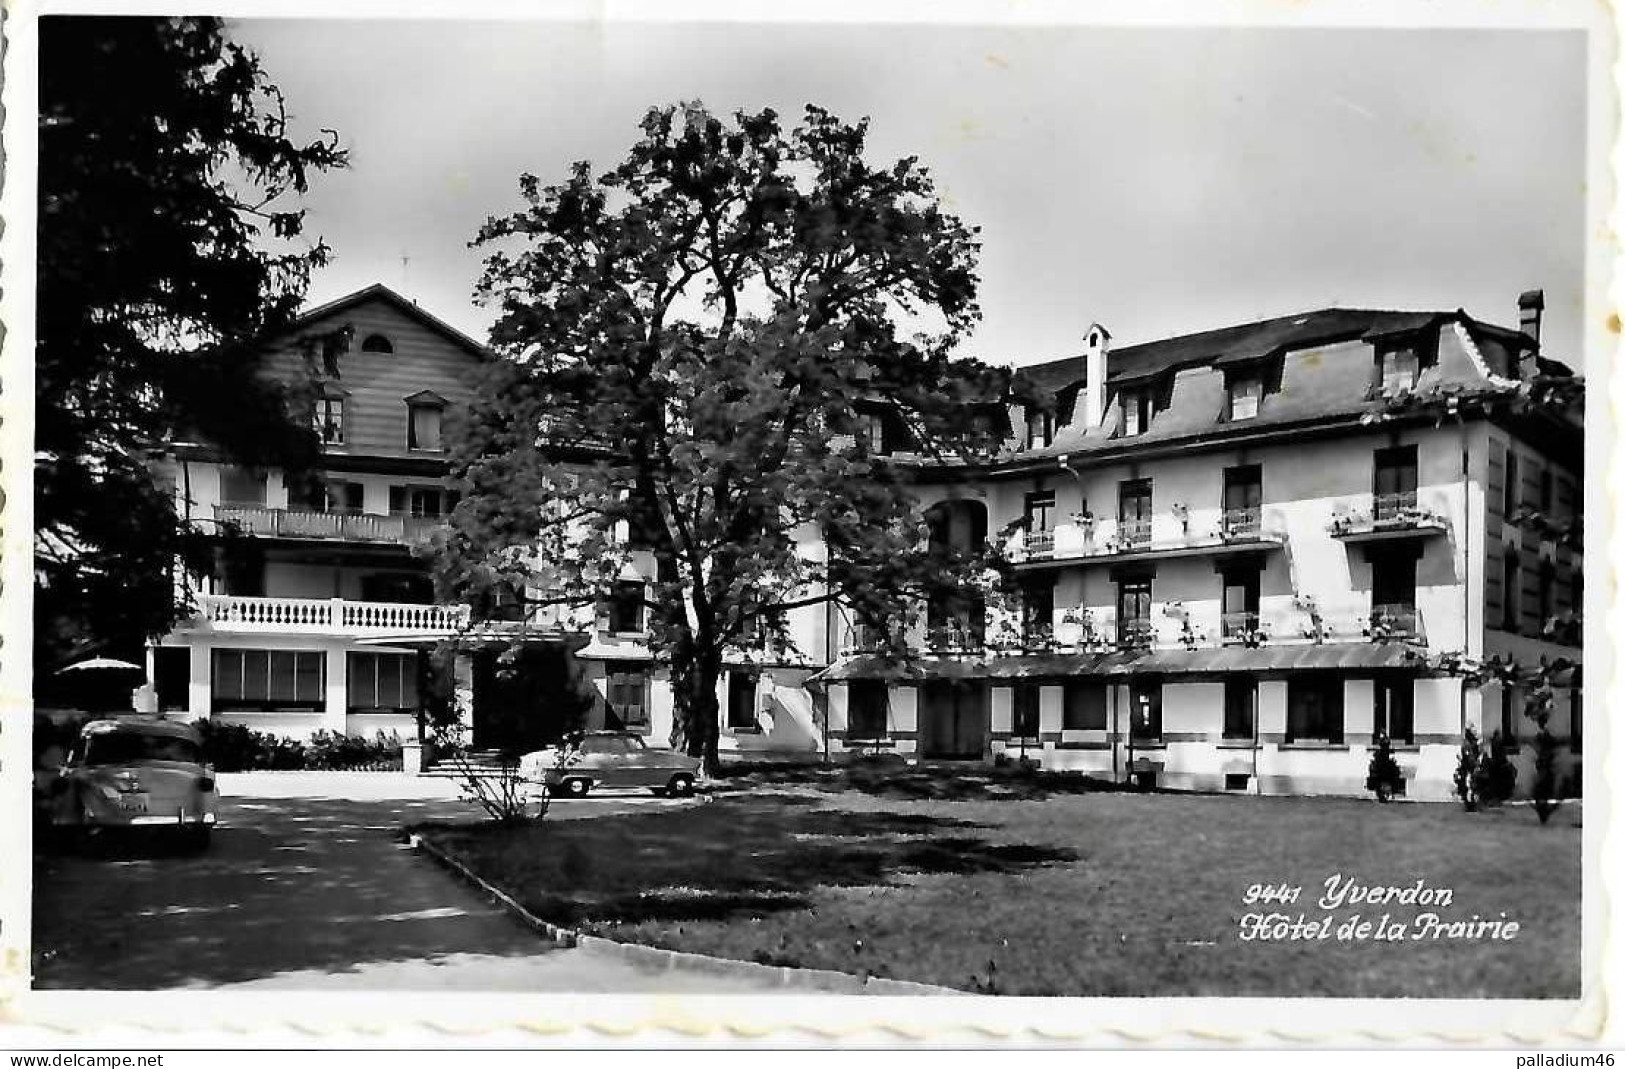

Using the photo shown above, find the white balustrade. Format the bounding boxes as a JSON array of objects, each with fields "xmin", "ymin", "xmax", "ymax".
[{"xmin": 196, "ymin": 594, "xmax": 470, "ymax": 634}]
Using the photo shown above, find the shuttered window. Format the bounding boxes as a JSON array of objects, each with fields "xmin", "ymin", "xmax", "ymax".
[
  {"xmin": 347, "ymin": 652, "xmax": 421, "ymax": 713},
  {"xmin": 213, "ymin": 649, "xmax": 325, "ymax": 711}
]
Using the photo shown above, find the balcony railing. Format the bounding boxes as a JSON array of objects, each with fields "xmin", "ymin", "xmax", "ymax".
[
  {"xmin": 1330, "ymin": 494, "xmax": 1447, "ymax": 542},
  {"xmin": 196, "ymin": 594, "xmax": 470, "ymax": 634},
  {"xmin": 1116, "ymin": 618, "xmax": 1155, "ymax": 650},
  {"xmin": 1116, "ymin": 517, "xmax": 1153, "ymax": 549},
  {"xmin": 925, "ymin": 623, "xmax": 986, "ymax": 653},
  {"xmin": 1024, "ymin": 530, "xmax": 1055, "ymax": 558},
  {"xmin": 841, "ymin": 623, "xmax": 888, "ymax": 655},
  {"xmin": 1221, "ymin": 507, "xmax": 1261, "ymax": 539},
  {"xmin": 1021, "ymin": 622, "xmax": 1054, "ymax": 650},
  {"xmin": 1368, "ymin": 603, "xmax": 1421, "ymax": 641},
  {"xmin": 214, "ymin": 505, "xmax": 444, "ymax": 545},
  {"xmin": 1220, "ymin": 610, "xmax": 1262, "ymax": 642},
  {"xmin": 1373, "ymin": 490, "xmax": 1418, "ymax": 522}
]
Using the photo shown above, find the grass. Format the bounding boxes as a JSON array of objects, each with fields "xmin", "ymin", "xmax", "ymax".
[{"xmin": 420, "ymin": 775, "xmax": 1582, "ymax": 997}]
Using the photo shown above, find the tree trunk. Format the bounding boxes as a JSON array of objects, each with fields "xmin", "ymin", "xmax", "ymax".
[{"xmin": 671, "ymin": 639, "xmax": 724, "ymax": 777}]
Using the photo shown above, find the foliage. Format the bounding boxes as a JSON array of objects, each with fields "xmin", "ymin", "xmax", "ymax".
[
  {"xmin": 1475, "ymin": 731, "xmax": 1518, "ymax": 807},
  {"xmin": 190, "ymin": 720, "xmax": 401, "ymax": 771},
  {"xmin": 433, "ymin": 102, "xmax": 1030, "ymax": 772},
  {"xmin": 1529, "ymin": 729, "xmax": 1563, "ymax": 824},
  {"xmin": 1365, "ymin": 733, "xmax": 1404, "ymax": 802},
  {"xmin": 35, "ymin": 16, "xmax": 346, "ymax": 671},
  {"xmin": 426, "ymin": 712, "xmax": 558, "ymax": 825}
]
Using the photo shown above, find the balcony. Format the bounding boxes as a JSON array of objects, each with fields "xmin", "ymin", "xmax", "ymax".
[
  {"xmin": 924, "ymin": 623, "xmax": 986, "ymax": 654},
  {"xmin": 1366, "ymin": 603, "xmax": 1423, "ymax": 643},
  {"xmin": 213, "ymin": 505, "xmax": 444, "ymax": 546},
  {"xmin": 841, "ymin": 623, "xmax": 889, "ymax": 655},
  {"xmin": 1010, "ymin": 511, "xmax": 1284, "ymax": 571},
  {"xmin": 1329, "ymin": 493, "xmax": 1448, "ymax": 544},
  {"xmin": 1220, "ymin": 611, "xmax": 1265, "ymax": 644},
  {"xmin": 1116, "ymin": 618, "xmax": 1156, "ymax": 650},
  {"xmin": 194, "ymin": 594, "xmax": 471, "ymax": 635},
  {"xmin": 1021, "ymin": 622, "xmax": 1054, "ymax": 651}
]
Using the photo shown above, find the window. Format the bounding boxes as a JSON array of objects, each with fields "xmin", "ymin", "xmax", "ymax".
[
  {"xmin": 1370, "ymin": 547, "xmax": 1419, "ymax": 633},
  {"xmin": 606, "ymin": 668, "xmax": 651, "ymax": 730},
  {"xmin": 1373, "ymin": 445, "xmax": 1419, "ymax": 519},
  {"xmin": 361, "ymin": 333, "xmax": 394, "ymax": 354},
  {"xmin": 1128, "ymin": 681, "xmax": 1162, "ymax": 742},
  {"xmin": 1117, "ymin": 578, "xmax": 1152, "ymax": 645},
  {"xmin": 607, "ymin": 580, "xmax": 645, "ymax": 633},
  {"xmin": 1500, "ymin": 685, "xmax": 1520, "ymax": 745},
  {"xmin": 389, "ymin": 485, "xmax": 454, "ymax": 518},
  {"xmin": 347, "ymin": 652, "xmax": 421, "ymax": 713},
  {"xmin": 1220, "ymin": 565, "xmax": 1261, "ymax": 640},
  {"xmin": 1502, "ymin": 554, "xmax": 1521, "ymax": 631},
  {"xmin": 1378, "ymin": 347, "xmax": 1421, "ymax": 393},
  {"xmin": 408, "ymin": 402, "xmax": 444, "ymax": 451},
  {"xmin": 1374, "ymin": 675, "xmax": 1414, "ymax": 745},
  {"xmin": 212, "ymin": 649, "xmax": 325, "ymax": 712},
  {"xmin": 1539, "ymin": 469, "xmax": 1554, "ymax": 514},
  {"xmin": 1223, "ymin": 679, "xmax": 1257, "ymax": 740},
  {"xmin": 1120, "ymin": 388, "xmax": 1154, "ymax": 437},
  {"xmin": 1228, "ymin": 376, "xmax": 1263, "ymax": 421},
  {"xmin": 1286, "ymin": 676, "xmax": 1344, "ymax": 744},
  {"xmin": 847, "ymin": 680, "xmax": 888, "ymax": 740},
  {"xmin": 1504, "ymin": 449, "xmax": 1521, "ymax": 516},
  {"xmin": 855, "ymin": 412, "xmax": 887, "ymax": 455},
  {"xmin": 313, "ymin": 396, "xmax": 345, "ymax": 445},
  {"xmin": 1025, "ymin": 407, "xmax": 1054, "ymax": 449},
  {"xmin": 1062, "ymin": 681, "xmax": 1107, "ymax": 731},
  {"xmin": 220, "ymin": 466, "xmax": 267, "ymax": 506},
  {"xmin": 302, "ymin": 480, "xmax": 363, "ymax": 514},
  {"xmin": 1118, "ymin": 479, "xmax": 1153, "ymax": 547},
  {"xmin": 85, "ymin": 732, "xmax": 202, "ymax": 766},
  {"xmin": 1222, "ymin": 465, "xmax": 1263, "ymax": 536},
  {"xmin": 727, "ymin": 673, "xmax": 758, "ymax": 731},
  {"xmin": 1224, "ymin": 773, "xmax": 1251, "ymax": 792},
  {"xmin": 1024, "ymin": 489, "xmax": 1055, "ymax": 551},
  {"xmin": 1011, "ymin": 684, "xmax": 1041, "ymax": 739},
  {"xmin": 1021, "ymin": 580, "xmax": 1054, "ymax": 644}
]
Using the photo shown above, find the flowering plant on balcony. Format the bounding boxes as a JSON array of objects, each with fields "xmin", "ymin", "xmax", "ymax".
[
  {"xmin": 1363, "ymin": 604, "xmax": 1420, "ymax": 645},
  {"xmin": 1170, "ymin": 502, "xmax": 1190, "ymax": 533},
  {"xmin": 1070, "ymin": 509, "xmax": 1097, "ymax": 538},
  {"xmin": 1293, "ymin": 593, "xmax": 1328, "ymax": 643}
]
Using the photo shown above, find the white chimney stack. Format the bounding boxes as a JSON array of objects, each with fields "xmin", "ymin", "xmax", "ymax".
[{"xmin": 1082, "ymin": 323, "xmax": 1111, "ymax": 428}]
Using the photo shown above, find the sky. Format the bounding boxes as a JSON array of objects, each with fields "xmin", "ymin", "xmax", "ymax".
[{"xmin": 231, "ymin": 17, "xmax": 1590, "ymax": 369}]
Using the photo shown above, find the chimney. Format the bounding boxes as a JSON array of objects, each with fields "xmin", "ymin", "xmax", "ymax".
[
  {"xmin": 1518, "ymin": 289, "xmax": 1544, "ymax": 348},
  {"xmin": 1082, "ymin": 323, "xmax": 1111, "ymax": 428}
]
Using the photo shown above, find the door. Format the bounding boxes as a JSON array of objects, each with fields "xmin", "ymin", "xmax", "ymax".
[{"xmin": 920, "ymin": 681, "xmax": 988, "ymax": 760}]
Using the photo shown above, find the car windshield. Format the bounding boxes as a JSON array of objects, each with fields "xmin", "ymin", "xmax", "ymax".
[{"xmin": 83, "ymin": 732, "xmax": 201, "ymax": 766}]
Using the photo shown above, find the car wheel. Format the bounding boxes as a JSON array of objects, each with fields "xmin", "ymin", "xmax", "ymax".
[
  {"xmin": 562, "ymin": 777, "xmax": 591, "ymax": 798},
  {"xmin": 666, "ymin": 773, "xmax": 695, "ymax": 797}
]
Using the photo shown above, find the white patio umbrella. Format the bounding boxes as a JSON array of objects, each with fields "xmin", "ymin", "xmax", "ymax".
[{"xmin": 56, "ymin": 657, "xmax": 144, "ymax": 674}]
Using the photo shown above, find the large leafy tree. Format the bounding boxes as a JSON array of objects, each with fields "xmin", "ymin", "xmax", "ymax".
[
  {"xmin": 35, "ymin": 16, "xmax": 346, "ymax": 673},
  {"xmin": 435, "ymin": 103, "xmax": 1026, "ymax": 770}
]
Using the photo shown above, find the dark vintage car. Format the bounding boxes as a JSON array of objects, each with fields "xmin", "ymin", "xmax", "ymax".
[
  {"xmin": 43, "ymin": 717, "xmax": 218, "ymax": 848},
  {"xmin": 518, "ymin": 731, "xmax": 702, "ymax": 797}
]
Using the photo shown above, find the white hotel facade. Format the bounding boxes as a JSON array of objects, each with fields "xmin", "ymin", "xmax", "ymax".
[{"xmin": 149, "ymin": 284, "xmax": 1583, "ymax": 798}]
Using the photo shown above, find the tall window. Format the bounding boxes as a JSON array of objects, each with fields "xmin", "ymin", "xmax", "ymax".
[
  {"xmin": 1286, "ymin": 676, "xmax": 1344, "ymax": 744},
  {"xmin": 847, "ymin": 681, "xmax": 888, "ymax": 740},
  {"xmin": 1011, "ymin": 684, "xmax": 1041, "ymax": 739},
  {"xmin": 1500, "ymin": 685, "xmax": 1520, "ymax": 744},
  {"xmin": 1117, "ymin": 578, "xmax": 1152, "ymax": 646},
  {"xmin": 1374, "ymin": 675, "xmax": 1414, "ymax": 745},
  {"xmin": 854, "ymin": 412, "xmax": 887, "ymax": 455},
  {"xmin": 1504, "ymin": 449, "xmax": 1521, "ymax": 516},
  {"xmin": 1502, "ymin": 554, "xmax": 1521, "ymax": 631},
  {"xmin": 220, "ymin": 466, "xmax": 267, "ymax": 506},
  {"xmin": 606, "ymin": 667, "xmax": 651, "ymax": 730},
  {"xmin": 1118, "ymin": 479, "xmax": 1153, "ymax": 547},
  {"xmin": 212, "ymin": 649, "xmax": 325, "ymax": 712},
  {"xmin": 727, "ymin": 672, "xmax": 758, "ymax": 730},
  {"xmin": 1227, "ymin": 376, "xmax": 1263, "ymax": 421},
  {"xmin": 1223, "ymin": 678, "xmax": 1256, "ymax": 740},
  {"xmin": 1373, "ymin": 445, "xmax": 1419, "ymax": 519},
  {"xmin": 347, "ymin": 652, "xmax": 421, "ymax": 713},
  {"xmin": 1025, "ymin": 407, "xmax": 1054, "ymax": 450},
  {"xmin": 607, "ymin": 581, "xmax": 645, "ymax": 633},
  {"xmin": 1128, "ymin": 681, "xmax": 1162, "ymax": 742},
  {"xmin": 1370, "ymin": 547, "xmax": 1419, "ymax": 633},
  {"xmin": 1222, "ymin": 465, "xmax": 1263, "ymax": 536},
  {"xmin": 313, "ymin": 395, "xmax": 346, "ymax": 445},
  {"xmin": 1120, "ymin": 389, "xmax": 1154, "ymax": 437},
  {"xmin": 1220, "ymin": 566, "xmax": 1261, "ymax": 640},
  {"xmin": 407, "ymin": 400, "xmax": 445, "ymax": 451},
  {"xmin": 389, "ymin": 485, "xmax": 455, "ymax": 518},
  {"xmin": 1022, "ymin": 580, "xmax": 1054, "ymax": 644},
  {"xmin": 1062, "ymin": 681, "xmax": 1107, "ymax": 731},
  {"xmin": 1024, "ymin": 489, "xmax": 1056, "ymax": 538}
]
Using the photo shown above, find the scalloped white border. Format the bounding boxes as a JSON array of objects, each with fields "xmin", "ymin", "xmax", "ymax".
[{"xmin": 0, "ymin": 0, "xmax": 1616, "ymax": 1047}]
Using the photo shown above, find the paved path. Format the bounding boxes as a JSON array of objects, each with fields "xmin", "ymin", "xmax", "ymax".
[{"xmin": 31, "ymin": 774, "xmax": 777, "ymax": 991}]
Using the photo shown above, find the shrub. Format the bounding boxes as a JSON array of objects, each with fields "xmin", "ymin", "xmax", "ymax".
[
  {"xmin": 1365, "ymin": 733, "xmax": 1404, "ymax": 802},
  {"xmin": 1453, "ymin": 725, "xmax": 1482, "ymax": 811},
  {"xmin": 1475, "ymin": 730, "xmax": 1519, "ymax": 806},
  {"xmin": 192, "ymin": 720, "xmax": 401, "ymax": 771},
  {"xmin": 1530, "ymin": 728, "xmax": 1562, "ymax": 824}
]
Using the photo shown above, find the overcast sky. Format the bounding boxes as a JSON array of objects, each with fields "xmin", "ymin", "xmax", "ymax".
[{"xmin": 231, "ymin": 17, "xmax": 1589, "ymax": 368}]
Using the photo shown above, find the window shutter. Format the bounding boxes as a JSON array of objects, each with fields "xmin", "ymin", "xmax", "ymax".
[
  {"xmin": 1484, "ymin": 540, "xmax": 1504, "ymax": 621},
  {"xmin": 1487, "ymin": 445, "xmax": 1506, "ymax": 520}
]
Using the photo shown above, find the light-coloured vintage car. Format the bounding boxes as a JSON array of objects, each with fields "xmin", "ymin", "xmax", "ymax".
[
  {"xmin": 519, "ymin": 731, "xmax": 701, "ymax": 797},
  {"xmin": 45, "ymin": 717, "xmax": 218, "ymax": 848}
]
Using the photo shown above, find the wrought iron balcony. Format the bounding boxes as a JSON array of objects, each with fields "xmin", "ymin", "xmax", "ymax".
[
  {"xmin": 1021, "ymin": 622, "xmax": 1054, "ymax": 650},
  {"xmin": 1220, "ymin": 610, "xmax": 1264, "ymax": 643},
  {"xmin": 1116, "ymin": 517, "xmax": 1153, "ymax": 549},
  {"xmin": 925, "ymin": 623, "xmax": 986, "ymax": 653},
  {"xmin": 1220, "ymin": 507, "xmax": 1261, "ymax": 539},
  {"xmin": 1024, "ymin": 530, "xmax": 1055, "ymax": 558},
  {"xmin": 1116, "ymin": 618, "xmax": 1156, "ymax": 650},
  {"xmin": 1367, "ymin": 603, "xmax": 1422, "ymax": 642},
  {"xmin": 1330, "ymin": 493, "xmax": 1447, "ymax": 543}
]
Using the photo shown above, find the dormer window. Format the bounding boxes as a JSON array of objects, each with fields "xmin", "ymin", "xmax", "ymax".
[
  {"xmin": 313, "ymin": 393, "xmax": 346, "ymax": 445},
  {"xmin": 1121, "ymin": 388, "xmax": 1154, "ymax": 437},
  {"xmin": 404, "ymin": 390, "xmax": 448, "ymax": 451},
  {"xmin": 361, "ymin": 333, "xmax": 394, "ymax": 354},
  {"xmin": 856, "ymin": 412, "xmax": 887, "ymax": 455},
  {"xmin": 1380, "ymin": 348, "xmax": 1421, "ymax": 393},
  {"xmin": 1025, "ymin": 407, "xmax": 1054, "ymax": 450},
  {"xmin": 1228, "ymin": 376, "xmax": 1263, "ymax": 421}
]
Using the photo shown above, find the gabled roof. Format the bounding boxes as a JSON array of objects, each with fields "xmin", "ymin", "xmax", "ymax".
[{"xmin": 286, "ymin": 282, "xmax": 493, "ymax": 362}]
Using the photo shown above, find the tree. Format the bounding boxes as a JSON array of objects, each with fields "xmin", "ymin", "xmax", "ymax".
[
  {"xmin": 433, "ymin": 103, "xmax": 1026, "ymax": 773},
  {"xmin": 36, "ymin": 17, "xmax": 346, "ymax": 674}
]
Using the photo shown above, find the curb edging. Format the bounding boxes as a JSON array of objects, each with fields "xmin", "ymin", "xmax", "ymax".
[{"xmin": 409, "ymin": 831, "xmax": 959, "ymax": 996}]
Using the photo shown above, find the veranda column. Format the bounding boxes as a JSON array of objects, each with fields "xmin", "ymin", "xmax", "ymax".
[{"xmin": 323, "ymin": 645, "xmax": 347, "ymax": 734}]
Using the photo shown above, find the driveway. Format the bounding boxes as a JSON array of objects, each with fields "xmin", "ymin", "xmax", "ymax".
[{"xmin": 30, "ymin": 774, "xmax": 776, "ymax": 991}]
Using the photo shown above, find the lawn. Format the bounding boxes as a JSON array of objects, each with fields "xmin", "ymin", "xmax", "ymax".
[{"xmin": 420, "ymin": 772, "xmax": 1582, "ymax": 997}]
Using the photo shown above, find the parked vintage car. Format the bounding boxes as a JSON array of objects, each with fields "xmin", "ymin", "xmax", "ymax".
[
  {"xmin": 44, "ymin": 717, "xmax": 218, "ymax": 848},
  {"xmin": 518, "ymin": 731, "xmax": 702, "ymax": 797}
]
